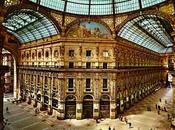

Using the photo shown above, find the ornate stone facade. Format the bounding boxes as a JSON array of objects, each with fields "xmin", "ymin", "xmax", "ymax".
[
  {"xmin": 18, "ymin": 35, "xmax": 167, "ymax": 119},
  {"xmin": 1, "ymin": 0, "xmax": 175, "ymax": 121}
]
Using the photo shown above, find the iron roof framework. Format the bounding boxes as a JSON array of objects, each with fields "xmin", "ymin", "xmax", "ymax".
[
  {"xmin": 2, "ymin": 9, "xmax": 59, "ymax": 43},
  {"xmin": 118, "ymin": 15, "xmax": 173, "ymax": 53},
  {"xmin": 29, "ymin": 0, "xmax": 166, "ymax": 15}
]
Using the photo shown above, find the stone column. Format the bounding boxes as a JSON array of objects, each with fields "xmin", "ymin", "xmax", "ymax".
[
  {"xmin": 57, "ymin": 101, "xmax": 65, "ymax": 120},
  {"xmin": 0, "ymin": 46, "xmax": 9, "ymax": 130},
  {"xmin": 76, "ymin": 101, "xmax": 82, "ymax": 120},
  {"xmin": 93, "ymin": 100, "xmax": 99, "ymax": 119},
  {"xmin": 48, "ymin": 75, "xmax": 53, "ymax": 115},
  {"xmin": 33, "ymin": 74, "xmax": 37, "ymax": 108},
  {"xmin": 40, "ymin": 74, "xmax": 45, "ymax": 111},
  {"xmin": 13, "ymin": 57, "xmax": 17, "ymax": 98}
]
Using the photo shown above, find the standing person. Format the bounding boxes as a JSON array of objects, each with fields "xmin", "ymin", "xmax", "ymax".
[
  {"xmin": 157, "ymin": 110, "xmax": 160, "ymax": 115},
  {"xmin": 6, "ymin": 107, "xmax": 9, "ymax": 113},
  {"xmin": 159, "ymin": 98, "xmax": 161, "ymax": 102},
  {"xmin": 158, "ymin": 105, "xmax": 160, "ymax": 110},
  {"xmin": 168, "ymin": 113, "xmax": 170, "ymax": 120},
  {"xmin": 108, "ymin": 126, "xmax": 111, "ymax": 130},
  {"xmin": 129, "ymin": 122, "xmax": 132, "ymax": 128},
  {"xmin": 155, "ymin": 104, "xmax": 157, "ymax": 109}
]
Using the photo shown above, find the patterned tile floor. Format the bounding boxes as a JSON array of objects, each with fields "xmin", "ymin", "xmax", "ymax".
[{"xmin": 3, "ymin": 87, "xmax": 175, "ymax": 130}]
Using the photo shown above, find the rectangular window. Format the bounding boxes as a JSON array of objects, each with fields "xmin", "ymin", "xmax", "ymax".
[
  {"xmin": 69, "ymin": 50, "xmax": 74, "ymax": 57},
  {"xmin": 53, "ymin": 78, "xmax": 56, "ymax": 87},
  {"xmin": 86, "ymin": 62, "xmax": 91, "ymax": 69},
  {"xmin": 103, "ymin": 62, "xmax": 108, "ymax": 69},
  {"xmin": 69, "ymin": 62, "xmax": 74, "ymax": 68},
  {"xmin": 103, "ymin": 79, "xmax": 108, "ymax": 91},
  {"xmin": 68, "ymin": 78, "xmax": 73, "ymax": 91},
  {"xmin": 86, "ymin": 50, "xmax": 91, "ymax": 57},
  {"xmin": 45, "ymin": 76, "xmax": 48, "ymax": 84},
  {"xmin": 86, "ymin": 79, "xmax": 91, "ymax": 91}
]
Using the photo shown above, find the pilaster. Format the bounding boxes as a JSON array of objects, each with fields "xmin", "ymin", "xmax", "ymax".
[
  {"xmin": 76, "ymin": 101, "xmax": 82, "ymax": 120},
  {"xmin": 110, "ymin": 101, "xmax": 116, "ymax": 119},
  {"xmin": 93, "ymin": 100, "xmax": 99, "ymax": 119},
  {"xmin": 0, "ymin": 65, "xmax": 9, "ymax": 129},
  {"xmin": 57, "ymin": 101, "xmax": 65, "ymax": 120}
]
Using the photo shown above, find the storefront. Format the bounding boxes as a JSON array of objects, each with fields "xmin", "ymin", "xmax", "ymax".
[{"xmin": 65, "ymin": 95, "xmax": 76, "ymax": 119}]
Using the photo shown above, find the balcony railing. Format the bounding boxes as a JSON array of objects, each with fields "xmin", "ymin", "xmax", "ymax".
[{"xmin": 18, "ymin": 65, "xmax": 164, "ymax": 71}]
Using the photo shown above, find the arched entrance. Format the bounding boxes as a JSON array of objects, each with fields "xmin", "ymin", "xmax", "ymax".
[
  {"xmin": 100, "ymin": 95, "xmax": 110, "ymax": 118},
  {"xmin": 65, "ymin": 95, "xmax": 76, "ymax": 119},
  {"xmin": 83, "ymin": 95, "xmax": 93, "ymax": 118}
]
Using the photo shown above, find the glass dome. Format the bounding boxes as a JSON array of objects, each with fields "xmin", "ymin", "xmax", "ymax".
[
  {"xmin": 118, "ymin": 15, "xmax": 173, "ymax": 53},
  {"xmin": 2, "ymin": 9, "xmax": 59, "ymax": 43},
  {"xmin": 29, "ymin": 0, "xmax": 166, "ymax": 15}
]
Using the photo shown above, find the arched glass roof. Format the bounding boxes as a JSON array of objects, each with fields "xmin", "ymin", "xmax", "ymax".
[
  {"xmin": 2, "ymin": 9, "xmax": 59, "ymax": 43},
  {"xmin": 29, "ymin": 0, "xmax": 166, "ymax": 15},
  {"xmin": 118, "ymin": 15, "xmax": 173, "ymax": 53}
]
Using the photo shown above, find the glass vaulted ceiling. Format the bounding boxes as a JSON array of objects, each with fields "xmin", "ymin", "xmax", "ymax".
[
  {"xmin": 118, "ymin": 15, "xmax": 173, "ymax": 53},
  {"xmin": 2, "ymin": 9, "xmax": 59, "ymax": 43},
  {"xmin": 29, "ymin": 0, "xmax": 166, "ymax": 15}
]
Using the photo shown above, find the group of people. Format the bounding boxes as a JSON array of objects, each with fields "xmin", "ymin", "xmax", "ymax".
[
  {"xmin": 155, "ymin": 98, "xmax": 168, "ymax": 115},
  {"xmin": 119, "ymin": 115, "xmax": 132, "ymax": 128}
]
